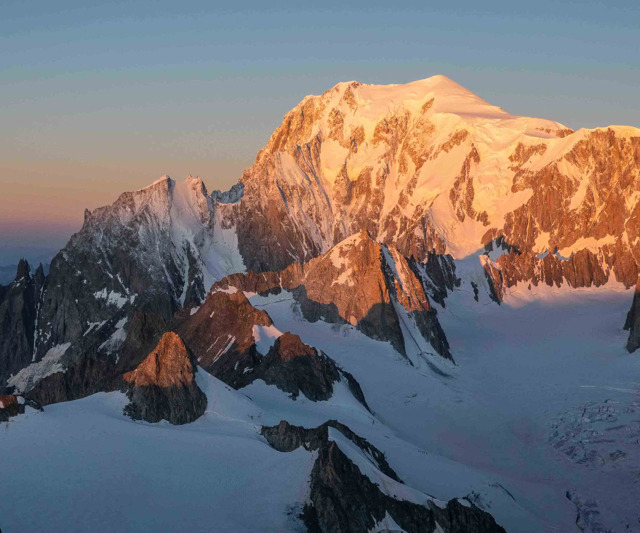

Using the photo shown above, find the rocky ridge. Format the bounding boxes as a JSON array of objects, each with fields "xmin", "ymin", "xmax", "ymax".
[
  {"xmin": 3, "ymin": 75, "xmax": 638, "ymax": 531},
  {"xmin": 7, "ymin": 74, "xmax": 640, "ymax": 398},
  {"xmin": 212, "ymin": 230, "xmax": 452, "ymax": 363},
  {"xmin": 262, "ymin": 420, "xmax": 506, "ymax": 533},
  {"xmin": 176, "ymin": 285, "xmax": 274, "ymax": 387},
  {"xmin": 176, "ymin": 286, "xmax": 369, "ymax": 407},
  {"xmin": 252, "ymin": 332, "xmax": 369, "ymax": 406},
  {"xmin": 2, "ymin": 176, "xmax": 243, "ymax": 401},
  {"xmin": 0, "ymin": 260, "xmax": 46, "ymax": 384}
]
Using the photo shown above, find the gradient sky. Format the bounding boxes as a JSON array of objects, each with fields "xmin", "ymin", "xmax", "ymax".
[{"xmin": 1, "ymin": 1, "xmax": 639, "ymax": 265}]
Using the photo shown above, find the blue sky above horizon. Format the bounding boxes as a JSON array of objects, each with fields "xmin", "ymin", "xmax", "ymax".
[{"xmin": 1, "ymin": 1, "xmax": 639, "ymax": 265}]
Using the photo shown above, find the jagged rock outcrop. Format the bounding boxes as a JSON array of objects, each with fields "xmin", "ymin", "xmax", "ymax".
[
  {"xmin": 123, "ymin": 332, "xmax": 206, "ymax": 425},
  {"xmin": 211, "ymin": 182, "xmax": 244, "ymax": 203},
  {"xmin": 624, "ymin": 281, "xmax": 640, "ymax": 352},
  {"xmin": 410, "ymin": 252, "xmax": 459, "ymax": 307},
  {"xmin": 262, "ymin": 420, "xmax": 506, "ymax": 533},
  {"xmin": 215, "ymin": 231, "xmax": 452, "ymax": 361},
  {"xmin": 252, "ymin": 333, "xmax": 369, "ymax": 407},
  {"xmin": 177, "ymin": 288, "xmax": 369, "ymax": 406},
  {"xmin": 282, "ymin": 231, "xmax": 450, "ymax": 360},
  {"xmin": 0, "ymin": 394, "xmax": 25, "ymax": 422},
  {"xmin": 177, "ymin": 286, "xmax": 274, "ymax": 387},
  {"xmin": 0, "ymin": 394, "xmax": 42, "ymax": 422},
  {"xmin": 0, "ymin": 260, "xmax": 46, "ymax": 385},
  {"xmin": 482, "ymin": 248, "xmax": 612, "ymax": 300}
]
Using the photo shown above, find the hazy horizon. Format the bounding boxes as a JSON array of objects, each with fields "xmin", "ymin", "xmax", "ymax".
[{"xmin": 2, "ymin": 1, "xmax": 639, "ymax": 266}]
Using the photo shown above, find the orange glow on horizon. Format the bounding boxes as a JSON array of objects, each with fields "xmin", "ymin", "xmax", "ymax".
[{"xmin": 0, "ymin": 157, "xmax": 247, "ymax": 248}]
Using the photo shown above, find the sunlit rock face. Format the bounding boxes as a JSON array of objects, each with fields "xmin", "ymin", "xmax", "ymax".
[
  {"xmin": 176, "ymin": 285, "xmax": 274, "ymax": 387},
  {"xmin": 177, "ymin": 286, "xmax": 369, "ymax": 406},
  {"xmin": 123, "ymin": 332, "xmax": 207, "ymax": 425},
  {"xmin": 212, "ymin": 230, "xmax": 451, "ymax": 362}
]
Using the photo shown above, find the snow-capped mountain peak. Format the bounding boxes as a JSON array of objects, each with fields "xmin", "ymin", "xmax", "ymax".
[{"xmin": 3, "ymin": 76, "xmax": 640, "ymax": 533}]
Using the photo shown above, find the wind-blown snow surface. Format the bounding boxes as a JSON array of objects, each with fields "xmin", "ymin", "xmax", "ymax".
[{"xmin": 2, "ymin": 282, "xmax": 639, "ymax": 532}]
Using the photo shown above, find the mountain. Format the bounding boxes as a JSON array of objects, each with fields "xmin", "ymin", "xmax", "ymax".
[
  {"xmin": 9, "ymin": 75, "xmax": 640, "ymax": 401},
  {"xmin": 262, "ymin": 420, "xmax": 506, "ymax": 533},
  {"xmin": 2, "ymin": 75, "xmax": 640, "ymax": 532},
  {"xmin": 122, "ymin": 331, "xmax": 207, "ymax": 425},
  {"xmin": 219, "ymin": 75, "xmax": 640, "ymax": 296},
  {"xmin": 3, "ymin": 176, "xmax": 244, "ymax": 404}
]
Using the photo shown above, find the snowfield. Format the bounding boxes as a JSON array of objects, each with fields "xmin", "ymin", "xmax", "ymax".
[
  {"xmin": 247, "ymin": 281, "xmax": 640, "ymax": 532},
  {"xmin": 1, "ymin": 376, "xmax": 316, "ymax": 533},
  {"xmin": 2, "ymin": 280, "xmax": 639, "ymax": 532}
]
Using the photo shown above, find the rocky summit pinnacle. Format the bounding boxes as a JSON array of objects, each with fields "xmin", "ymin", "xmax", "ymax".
[{"xmin": 123, "ymin": 332, "xmax": 206, "ymax": 425}]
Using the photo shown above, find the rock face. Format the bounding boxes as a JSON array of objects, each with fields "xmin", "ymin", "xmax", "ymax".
[
  {"xmin": 215, "ymin": 231, "xmax": 452, "ymax": 361},
  {"xmin": 262, "ymin": 420, "xmax": 506, "ymax": 533},
  {"xmin": 0, "ymin": 260, "xmax": 46, "ymax": 385},
  {"xmin": 8, "ymin": 310, "xmax": 171, "ymax": 407},
  {"xmin": 177, "ymin": 288, "xmax": 369, "ymax": 406},
  {"xmin": 0, "ymin": 394, "xmax": 42, "ymax": 422},
  {"xmin": 3, "ymin": 176, "xmax": 245, "ymax": 401},
  {"xmin": 482, "ymin": 247, "xmax": 612, "ymax": 300},
  {"xmin": 252, "ymin": 333, "xmax": 341, "ymax": 400},
  {"xmin": 410, "ymin": 252, "xmax": 459, "ymax": 307},
  {"xmin": 7, "ymin": 75, "xmax": 640, "ymax": 400},
  {"xmin": 252, "ymin": 333, "xmax": 369, "ymax": 407},
  {"xmin": 494, "ymin": 129, "xmax": 640, "ymax": 289},
  {"xmin": 123, "ymin": 332, "xmax": 206, "ymax": 425},
  {"xmin": 0, "ymin": 394, "xmax": 24, "ymax": 422},
  {"xmin": 282, "ymin": 231, "xmax": 451, "ymax": 360},
  {"xmin": 624, "ymin": 281, "xmax": 640, "ymax": 352},
  {"xmin": 176, "ymin": 286, "xmax": 274, "ymax": 387}
]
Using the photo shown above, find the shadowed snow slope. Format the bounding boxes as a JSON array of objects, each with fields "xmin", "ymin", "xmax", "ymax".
[
  {"xmin": 246, "ymin": 284, "xmax": 640, "ymax": 532},
  {"xmin": 0, "ymin": 384, "xmax": 316, "ymax": 532}
]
